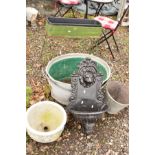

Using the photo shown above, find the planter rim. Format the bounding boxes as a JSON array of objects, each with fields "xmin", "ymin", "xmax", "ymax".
[
  {"xmin": 26, "ymin": 101, "xmax": 67, "ymax": 136},
  {"xmin": 106, "ymin": 81, "xmax": 129, "ymax": 106},
  {"xmin": 45, "ymin": 53, "xmax": 111, "ymax": 86}
]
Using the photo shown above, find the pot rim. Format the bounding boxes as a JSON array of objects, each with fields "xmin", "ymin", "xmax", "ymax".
[
  {"xmin": 26, "ymin": 101, "xmax": 67, "ymax": 136},
  {"xmin": 106, "ymin": 81, "xmax": 129, "ymax": 106},
  {"xmin": 45, "ymin": 53, "xmax": 111, "ymax": 87}
]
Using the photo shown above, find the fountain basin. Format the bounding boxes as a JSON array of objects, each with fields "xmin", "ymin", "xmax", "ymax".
[
  {"xmin": 26, "ymin": 101, "xmax": 67, "ymax": 143},
  {"xmin": 45, "ymin": 53, "xmax": 111, "ymax": 105},
  {"xmin": 67, "ymin": 58, "xmax": 108, "ymax": 134},
  {"xmin": 69, "ymin": 105, "xmax": 107, "ymax": 134},
  {"xmin": 105, "ymin": 81, "xmax": 129, "ymax": 114}
]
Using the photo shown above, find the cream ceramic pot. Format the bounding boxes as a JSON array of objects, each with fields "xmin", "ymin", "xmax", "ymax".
[{"xmin": 26, "ymin": 101, "xmax": 67, "ymax": 143}]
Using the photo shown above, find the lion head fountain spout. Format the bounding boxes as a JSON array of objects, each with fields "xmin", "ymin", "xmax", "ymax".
[{"xmin": 67, "ymin": 58, "xmax": 108, "ymax": 134}]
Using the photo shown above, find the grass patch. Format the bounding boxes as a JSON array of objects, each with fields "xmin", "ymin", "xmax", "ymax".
[
  {"xmin": 26, "ymin": 86, "xmax": 32, "ymax": 109},
  {"xmin": 44, "ymin": 84, "xmax": 51, "ymax": 99},
  {"xmin": 26, "ymin": 132, "xmax": 31, "ymax": 143}
]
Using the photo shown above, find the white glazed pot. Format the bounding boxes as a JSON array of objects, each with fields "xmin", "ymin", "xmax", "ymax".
[
  {"xmin": 45, "ymin": 53, "xmax": 111, "ymax": 105},
  {"xmin": 26, "ymin": 101, "xmax": 67, "ymax": 143},
  {"xmin": 105, "ymin": 81, "xmax": 129, "ymax": 114}
]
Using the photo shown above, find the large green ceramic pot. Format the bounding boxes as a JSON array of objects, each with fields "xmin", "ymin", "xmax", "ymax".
[{"xmin": 45, "ymin": 53, "xmax": 111, "ymax": 105}]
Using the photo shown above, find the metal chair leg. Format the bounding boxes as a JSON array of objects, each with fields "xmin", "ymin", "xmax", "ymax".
[
  {"xmin": 90, "ymin": 31, "xmax": 115, "ymax": 59},
  {"xmin": 54, "ymin": 7, "xmax": 63, "ymax": 17},
  {"xmin": 102, "ymin": 32, "xmax": 115, "ymax": 59},
  {"xmin": 61, "ymin": 7, "xmax": 72, "ymax": 17},
  {"xmin": 96, "ymin": 3, "xmax": 104, "ymax": 16},
  {"xmin": 71, "ymin": 8, "xmax": 76, "ymax": 18},
  {"xmin": 54, "ymin": 4, "xmax": 75, "ymax": 17},
  {"xmin": 112, "ymin": 34, "xmax": 119, "ymax": 52},
  {"xmin": 105, "ymin": 39, "xmax": 115, "ymax": 59},
  {"xmin": 90, "ymin": 36, "xmax": 104, "ymax": 50},
  {"xmin": 96, "ymin": 30, "xmax": 112, "ymax": 44},
  {"xmin": 91, "ymin": 32, "xmax": 111, "ymax": 49}
]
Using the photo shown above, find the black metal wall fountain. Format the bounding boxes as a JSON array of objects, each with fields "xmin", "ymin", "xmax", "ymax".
[{"xmin": 67, "ymin": 58, "xmax": 108, "ymax": 134}]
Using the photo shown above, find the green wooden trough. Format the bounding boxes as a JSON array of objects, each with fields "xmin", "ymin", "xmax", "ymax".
[{"xmin": 46, "ymin": 17, "xmax": 102, "ymax": 38}]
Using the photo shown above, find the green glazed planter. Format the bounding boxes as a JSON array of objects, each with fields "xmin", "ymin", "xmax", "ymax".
[{"xmin": 45, "ymin": 53, "xmax": 111, "ymax": 105}]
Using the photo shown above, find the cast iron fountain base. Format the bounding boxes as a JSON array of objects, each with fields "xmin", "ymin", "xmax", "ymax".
[{"xmin": 67, "ymin": 58, "xmax": 108, "ymax": 134}]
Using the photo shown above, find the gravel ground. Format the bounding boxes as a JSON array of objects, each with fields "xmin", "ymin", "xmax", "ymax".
[
  {"xmin": 26, "ymin": 2, "xmax": 129, "ymax": 154},
  {"xmin": 26, "ymin": 24, "xmax": 129, "ymax": 155}
]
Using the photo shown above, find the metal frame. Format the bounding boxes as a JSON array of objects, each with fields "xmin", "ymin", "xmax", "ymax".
[
  {"xmin": 54, "ymin": 2, "xmax": 77, "ymax": 17},
  {"xmin": 91, "ymin": 5, "xmax": 129, "ymax": 59},
  {"xmin": 94, "ymin": 3, "xmax": 105, "ymax": 17},
  {"xmin": 84, "ymin": 0, "xmax": 113, "ymax": 19}
]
